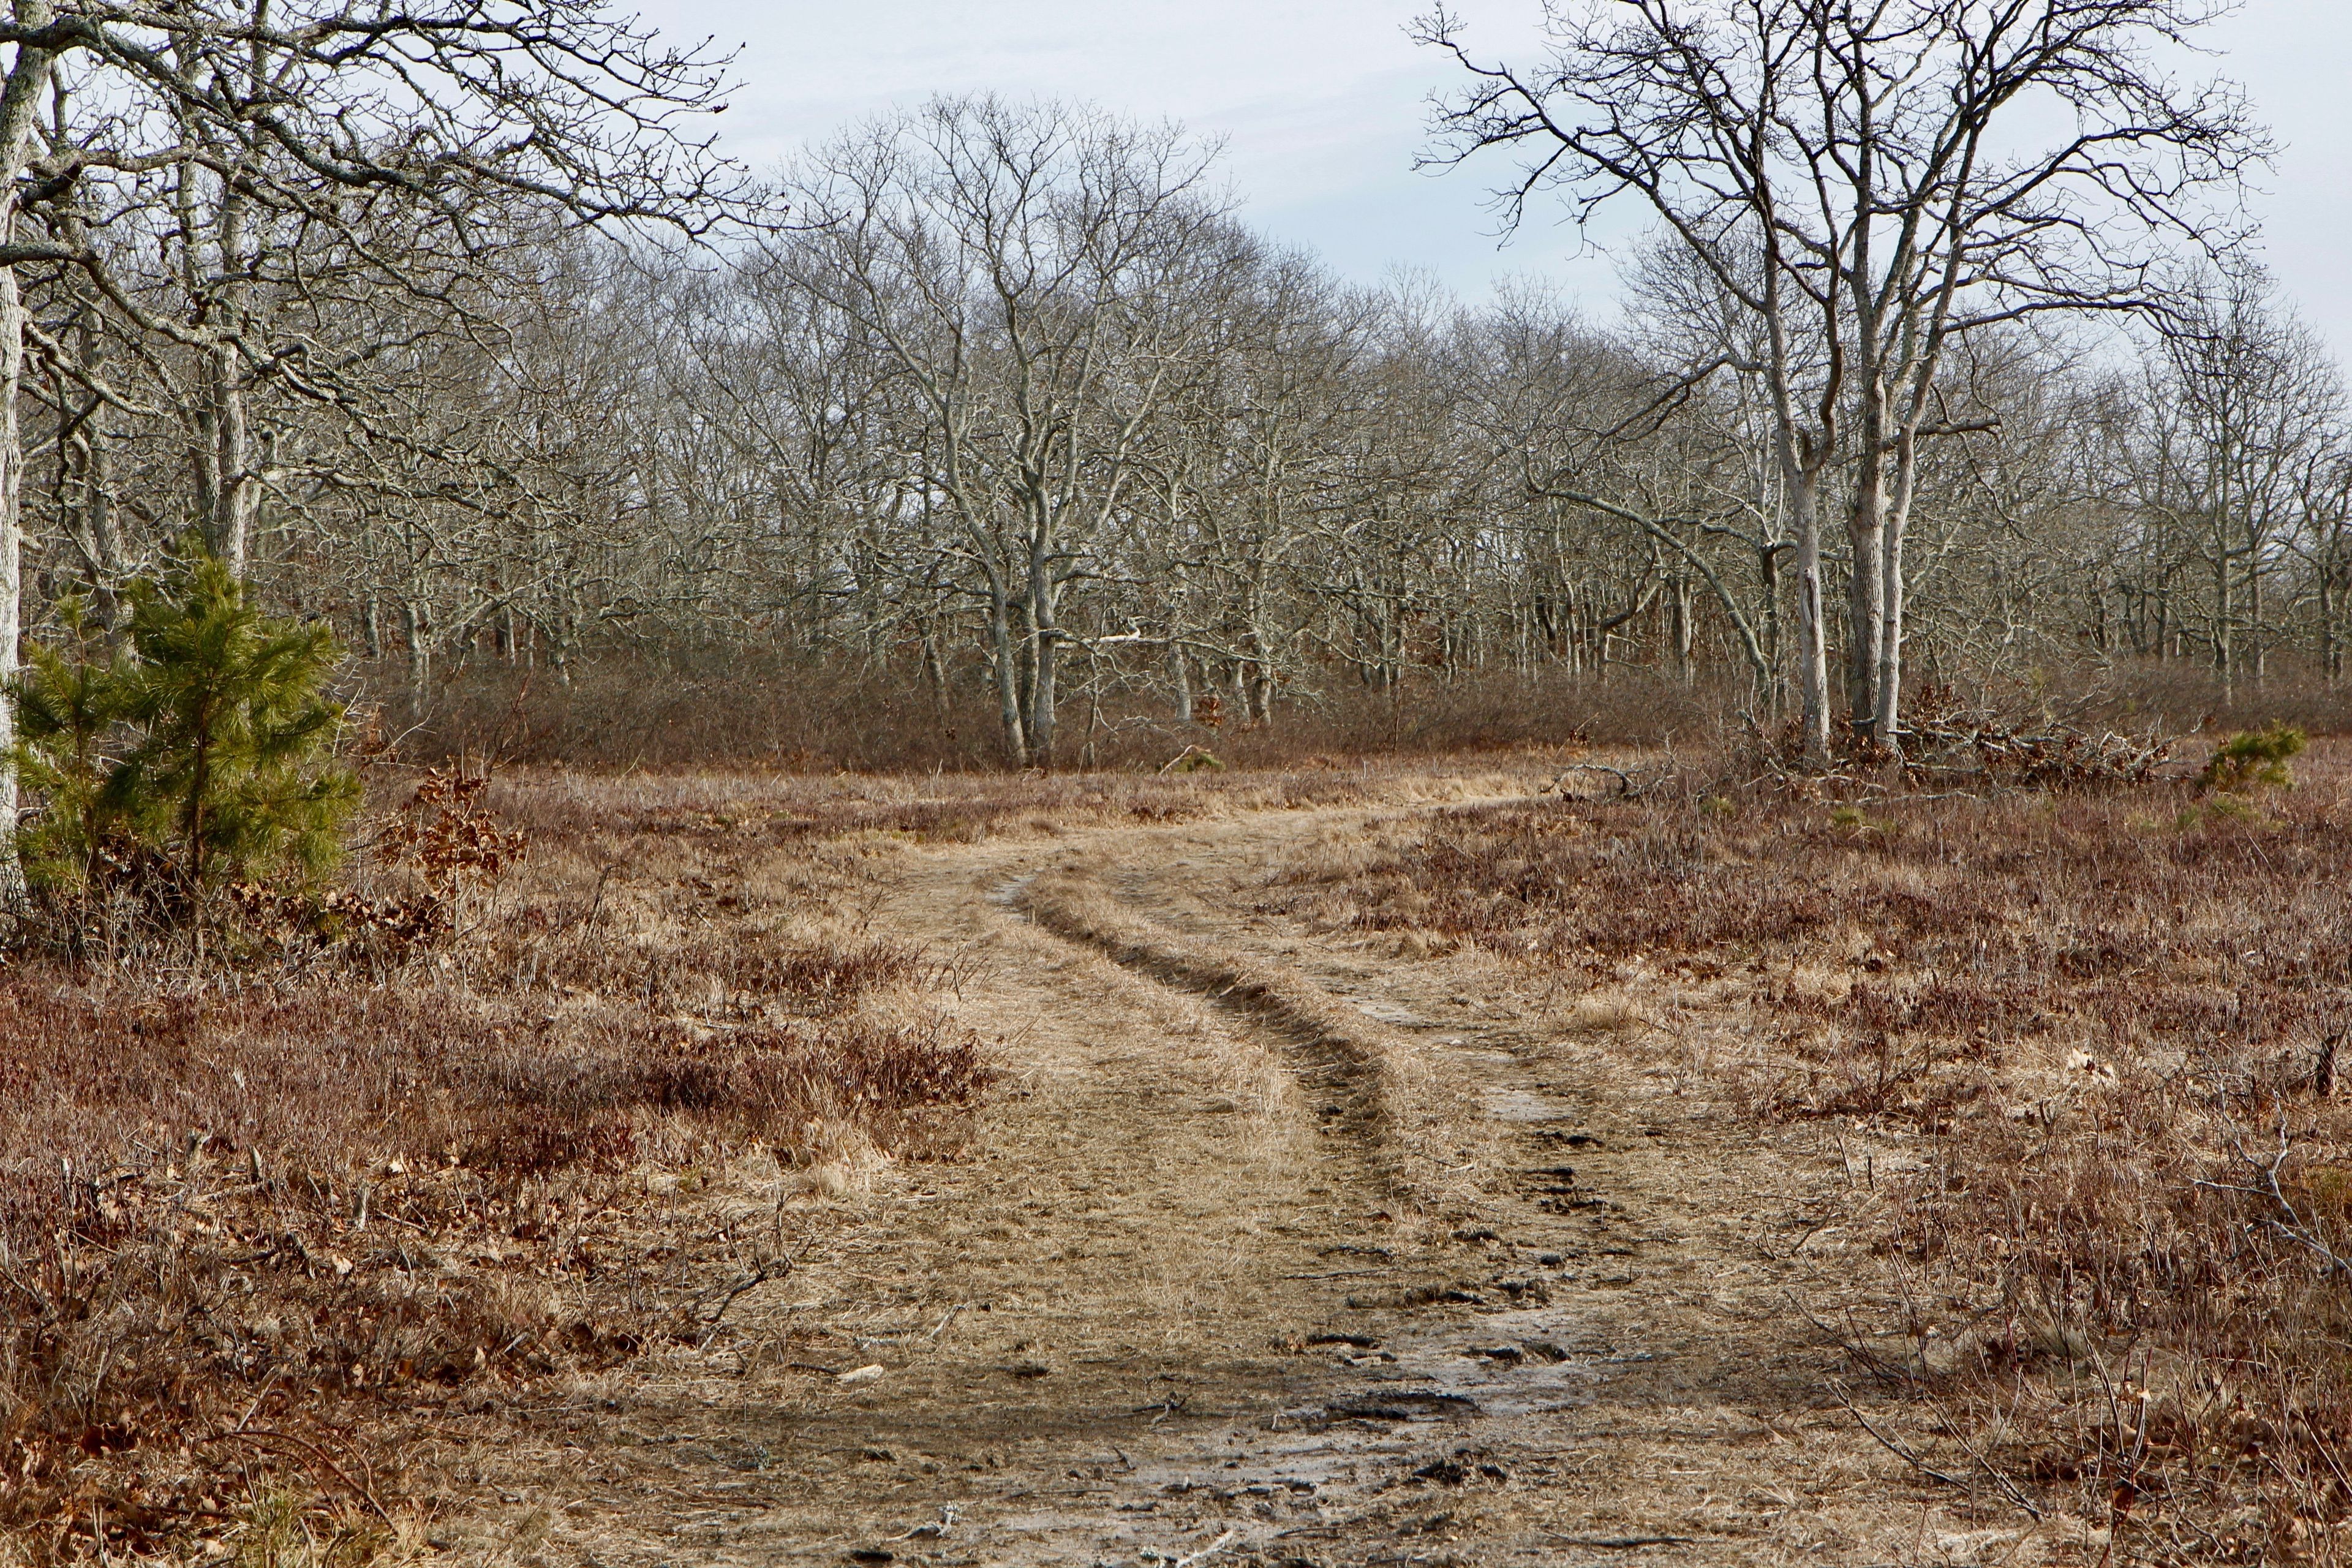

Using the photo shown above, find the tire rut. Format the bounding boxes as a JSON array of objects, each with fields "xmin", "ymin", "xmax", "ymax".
[{"xmin": 1015, "ymin": 863, "xmax": 1431, "ymax": 1208}]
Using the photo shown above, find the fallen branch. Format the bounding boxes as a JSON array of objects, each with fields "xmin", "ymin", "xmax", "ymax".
[
  {"xmin": 1540, "ymin": 762, "xmax": 1670, "ymax": 800},
  {"xmin": 1836, "ymin": 1380, "xmax": 2042, "ymax": 1519},
  {"xmin": 1853, "ymin": 787, "xmax": 1994, "ymax": 805},
  {"xmin": 2196, "ymin": 1120, "xmax": 2352, "ymax": 1276},
  {"xmin": 1902, "ymin": 717, "xmax": 2174, "ymax": 790},
  {"xmin": 1167, "ymin": 1528, "xmax": 1238, "ymax": 1567},
  {"xmin": 1158, "ymin": 744, "xmax": 1223, "ymax": 776},
  {"xmin": 197, "ymin": 1428, "xmax": 391, "ymax": 1523},
  {"xmin": 684, "ymin": 1253, "xmax": 793, "ymax": 1327}
]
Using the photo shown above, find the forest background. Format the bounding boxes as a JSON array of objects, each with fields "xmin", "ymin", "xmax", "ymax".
[{"xmin": 0, "ymin": 0, "xmax": 2344, "ymax": 796}]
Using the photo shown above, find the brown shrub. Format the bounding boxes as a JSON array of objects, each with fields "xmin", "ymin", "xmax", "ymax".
[
  {"xmin": 0, "ymin": 765, "xmax": 997, "ymax": 1559},
  {"xmin": 1879, "ymin": 1061, "xmax": 2352, "ymax": 1562},
  {"xmin": 379, "ymin": 652, "xmax": 1728, "ymax": 772}
]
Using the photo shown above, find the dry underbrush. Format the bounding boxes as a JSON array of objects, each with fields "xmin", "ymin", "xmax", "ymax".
[
  {"xmin": 0, "ymin": 769, "xmax": 997, "ymax": 1564},
  {"xmin": 1276, "ymin": 741, "xmax": 2352, "ymax": 1562},
  {"xmin": 398, "ymin": 655, "xmax": 1724, "ymax": 772}
]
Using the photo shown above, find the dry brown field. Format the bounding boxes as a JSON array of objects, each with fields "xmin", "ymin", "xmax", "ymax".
[{"xmin": 6, "ymin": 742, "xmax": 2351, "ymax": 1566}]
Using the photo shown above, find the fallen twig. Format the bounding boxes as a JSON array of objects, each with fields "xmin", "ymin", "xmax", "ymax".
[
  {"xmin": 198, "ymin": 1428, "xmax": 391, "ymax": 1523},
  {"xmin": 685, "ymin": 1253, "xmax": 794, "ymax": 1333},
  {"xmin": 1834, "ymin": 1382, "xmax": 2040, "ymax": 1520},
  {"xmin": 1169, "ymin": 1529, "xmax": 1238, "ymax": 1567},
  {"xmin": 1834, "ymin": 1384, "xmax": 1973, "ymax": 1494},
  {"xmin": 1540, "ymin": 762, "xmax": 1667, "ymax": 800}
]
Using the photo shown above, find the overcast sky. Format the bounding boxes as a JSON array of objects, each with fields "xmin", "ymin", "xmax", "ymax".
[{"xmin": 635, "ymin": 0, "xmax": 2352, "ymax": 353}]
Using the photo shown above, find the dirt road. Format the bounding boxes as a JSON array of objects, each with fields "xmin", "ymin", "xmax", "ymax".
[{"xmin": 454, "ymin": 791, "xmax": 2049, "ymax": 1566}]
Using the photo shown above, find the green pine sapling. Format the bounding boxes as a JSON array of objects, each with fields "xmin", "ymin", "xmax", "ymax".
[{"xmin": 4, "ymin": 554, "xmax": 359, "ymax": 912}]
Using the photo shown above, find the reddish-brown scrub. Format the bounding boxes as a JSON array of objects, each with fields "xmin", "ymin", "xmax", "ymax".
[{"xmin": 0, "ymin": 769, "xmax": 993, "ymax": 1560}]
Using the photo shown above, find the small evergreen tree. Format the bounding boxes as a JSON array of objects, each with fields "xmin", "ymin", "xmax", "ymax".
[
  {"xmin": 110, "ymin": 556, "xmax": 359, "ymax": 890},
  {"xmin": 2199, "ymin": 723, "xmax": 2308, "ymax": 794},
  {"xmin": 4, "ymin": 554, "xmax": 358, "ymax": 908},
  {"xmin": 5, "ymin": 597, "xmax": 139, "ymax": 893}
]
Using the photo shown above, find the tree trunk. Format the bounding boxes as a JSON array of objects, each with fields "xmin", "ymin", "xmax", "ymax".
[
  {"xmin": 404, "ymin": 600, "xmax": 431, "ymax": 696},
  {"xmin": 2321, "ymin": 578, "xmax": 2338, "ymax": 682},
  {"xmin": 2247, "ymin": 535, "xmax": 2265, "ymax": 683},
  {"xmin": 1847, "ymin": 452, "xmax": 1886, "ymax": 736},
  {"xmin": 1169, "ymin": 641, "xmax": 1193, "ymax": 722},
  {"xmin": 1243, "ymin": 563, "xmax": 1274, "ymax": 722},
  {"xmin": 986, "ymin": 581, "xmax": 1027, "ymax": 765},
  {"xmin": 209, "ymin": 342, "xmax": 254, "ymax": 572},
  {"xmin": 1873, "ymin": 429, "xmax": 1918, "ymax": 757},
  {"xmin": 1028, "ymin": 630, "xmax": 1058, "ymax": 769},
  {"xmin": 1792, "ymin": 470, "xmax": 1831, "ymax": 765},
  {"xmin": 921, "ymin": 624, "xmax": 949, "ymax": 716},
  {"xmin": 1027, "ymin": 532, "xmax": 1058, "ymax": 770},
  {"xmin": 83, "ymin": 424, "xmax": 123, "ymax": 625},
  {"xmin": 0, "ymin": 0, "xmax": 57, "ymax": 883},
  {"xmin": 0, "ymin": 264, "xmax": 20, "ymax": 883},
  {"xmin": 2212, "ymin": 524, "xmax": 2233, "ymax": 701},
  {"xmin": 1668, "ymin": 573, "xmax": 1694, "ymax": 683}
]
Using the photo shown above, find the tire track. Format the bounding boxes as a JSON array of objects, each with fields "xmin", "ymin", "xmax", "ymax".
[
  {"xmin": 454, "ymin": 793, "xmax": 1972, "ymax": 1566},
  {"xmin": 1017, "ymin": 862, "xmax": 1488, "ymax": 1217}
]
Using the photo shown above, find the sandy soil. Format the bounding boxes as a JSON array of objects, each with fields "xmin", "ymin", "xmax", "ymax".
[{"xmin": 438, "ymin": 786, "xmax": 2079, "ymax": 1567}]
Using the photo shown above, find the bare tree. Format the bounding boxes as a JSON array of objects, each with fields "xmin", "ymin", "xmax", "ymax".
[
  {"xmin": 2145, "ymin": 268, "xmax": 2344, "ymax": 694},
  {"xmin": 786, "ymin": 97, "xmax": 1229, "ymax": 766},
  {"xmin": 1417, "ymin": 0, "xmax": 2263, "ymax": 760}
]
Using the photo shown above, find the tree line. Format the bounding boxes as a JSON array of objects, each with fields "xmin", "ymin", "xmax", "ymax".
[{"xmin": 1, "ymin": 0, "xmax": 2341, "ymax": 792}]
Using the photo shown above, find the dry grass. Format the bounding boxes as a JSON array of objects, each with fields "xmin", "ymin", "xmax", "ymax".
[
  {"xmin": 472, "ymin": 758, "xmax": 1396, "ymax": 863},
  {"xmin": 388, "ymin": 645, "xmax": 2352, "ymax": 778},
  {"xmin": 1271, "ymin": 738, "xmax": 2352, "ymax": 1562},
  {"xmin": 0, "ymin": 767, "xmax": 998, "ymax": 1564},
  {"xmin": 30, "ymin": 729, "xmax": 2346, "ymax": 1561}
]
